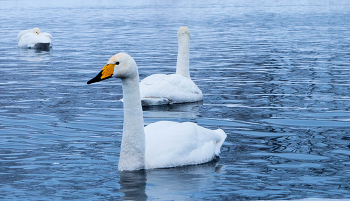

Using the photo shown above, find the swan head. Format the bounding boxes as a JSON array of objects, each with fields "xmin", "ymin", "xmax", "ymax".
[
  {"xmin": 87, "ymin": 53, "xmax": 138, "ymax": 84},
  {"xmin": 33, "ymin": 27, "xmax": 41, "ymax": 35},
  {"xmin": 177, "ymin": 26, "xmax": 191, "ymax": 39}
]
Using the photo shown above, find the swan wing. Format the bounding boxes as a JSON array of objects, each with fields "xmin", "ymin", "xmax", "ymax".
[
  {"xmin": 18, "ymin": 33, "xmax": 38, "ymax": 48},
  {"xmin": 140, "ymin": 74, "xmax": 167, "ymax": 85},
  {"xmin": 145, "ymin": 121, "xmax": 226, "ymax": 169}
]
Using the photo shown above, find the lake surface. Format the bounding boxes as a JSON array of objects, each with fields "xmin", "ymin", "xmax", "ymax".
[{"xmin": 1, "ymin": 0, "xmax": 350, "ymax": 200}]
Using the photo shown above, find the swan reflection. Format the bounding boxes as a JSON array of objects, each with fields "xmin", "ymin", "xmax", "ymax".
[
  {"xmin": 143, "ymin": 101, "xmax": 203, "ymax": 119},
  {"xmin": 146, "ymin": 159, "xmax": 222, "ymax": 200},
  {"xmin": 119, "ymin": 170, "xmax": 148, "ymax": 201},
  {"xmin": 18, "ymin": 48, "xmax": 52, "ymax": 62},
  {"xmin": 119, "ymin": 159, "xmax": 223, "ymax": 200}
]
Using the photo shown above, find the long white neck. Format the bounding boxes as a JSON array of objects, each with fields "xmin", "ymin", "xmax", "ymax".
[
  {"xmin": 176, "ymin": 34, "xmax": 191, "ymax": 79},
  {"xmin": 118, "ymin": 75, "xmax": 146, "ymax": 171}
]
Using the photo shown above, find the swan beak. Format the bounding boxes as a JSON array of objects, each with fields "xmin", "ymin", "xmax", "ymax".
[
  {"xmin": 37, "ymin": 33, "xmax": 39, "ymax": 35},
  {"xmin": 87, "ymin": 64, "xmax": 115, "ymax": 84}
]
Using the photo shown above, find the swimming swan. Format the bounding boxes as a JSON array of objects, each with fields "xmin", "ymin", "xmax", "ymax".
[
  {"xmin": 17, "ymin": 28, "xmax": 52, "ymax": 50},
  {"xmin": 87, "ymin": 53, "xmax": 226, "ymax": 171},
  {"xmin": 139, "ymin": 26, "xmax": 203, "ymax": 106}
]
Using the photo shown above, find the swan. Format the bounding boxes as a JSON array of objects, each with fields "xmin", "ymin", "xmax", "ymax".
[
  {"xmin": 139, "ymin": 26, "xmax": 203, "ymax": 106},
  {"xmin": 17, "ymin": 28, "xmax": 52, "ymax": 50},
  {"xmin": 87, "ymin": 53, "xmax": 226, "ymax": 171}
]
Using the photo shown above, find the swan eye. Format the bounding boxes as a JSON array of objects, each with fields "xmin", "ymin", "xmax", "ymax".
[{"xmin": 115, "ymin": 62, "xmax": 120, "ymax": 65}]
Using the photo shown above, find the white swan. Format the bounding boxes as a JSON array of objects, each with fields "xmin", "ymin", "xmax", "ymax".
[
  {"xmin": 139, "ymin": 26, "xmax": 203, "ymax": 106},
  {"xmin": 17, "ymin": 28, "xmax": 52, "ymax": 49},
  {"xmin": 87, "ymin": 53, "xmax": 226, "ymax": 171}
]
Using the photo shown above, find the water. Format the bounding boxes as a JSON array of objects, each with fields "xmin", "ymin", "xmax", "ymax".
[{"xmin": 1, "ymin": 0, "xmax": 350, "ymax": 200}]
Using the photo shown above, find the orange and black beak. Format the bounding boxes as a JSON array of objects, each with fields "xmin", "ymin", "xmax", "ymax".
[{"xmin": 87, "ymin": 64, "xmax": 115, "ymax": 84}]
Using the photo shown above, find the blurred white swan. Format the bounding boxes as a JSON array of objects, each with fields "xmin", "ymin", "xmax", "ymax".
[
  {"xmin": 17, "ymin": 27, "xmax": 52, "ymax": 50},
  {"xmin": 87, "ymin": 53, "xmax": 226, "ymax": 171},
  {"xmin": 139, "ymin": 26, "xmax": 203, "ymax": 106}
]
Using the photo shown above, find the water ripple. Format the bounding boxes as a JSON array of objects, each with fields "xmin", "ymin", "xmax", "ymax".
[{"xmin": 1, "ymin": 0, "xmax": 350, "ymax": 200}]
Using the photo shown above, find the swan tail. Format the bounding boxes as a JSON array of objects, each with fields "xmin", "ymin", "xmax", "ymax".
[{"xmin": 214, "ymin": 129, "xmax": 226, "ymax": 156}]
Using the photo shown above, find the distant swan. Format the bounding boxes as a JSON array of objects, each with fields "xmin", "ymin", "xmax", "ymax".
[
  {"xmin": 139, "ymin": 26, "xmax": 203, "ymax": 106},
  {"xmin": 17, "ymin": 28, "xmax": 52, "ymax": 50},
  {"xmin": 87, "ymin": 53, "xmax": 226, "ymax": 171}
]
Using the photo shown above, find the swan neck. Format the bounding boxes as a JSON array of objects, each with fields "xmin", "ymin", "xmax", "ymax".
[
  {"xmin": 176, "ymin": 35, "xmax": 190, "ymax": 79},
  {"xmin": 119, "ymin": 76, "xmax": 146, "ymax": 171}
]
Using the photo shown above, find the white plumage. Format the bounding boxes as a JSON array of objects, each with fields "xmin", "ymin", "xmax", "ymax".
[
  {"xmin": 87, "ymin": 53, "xmax": 226, "ymax": 171},
  {"xmin": 139, "ymin": 26, "xmax": 203, "ymax": 106},
  {"xmin": 140, "ymin": 74, "xmax": 203, "ymax": 106},
  {"xmin": 145, "ymin": 121, "xmax": 226, "ymax": 169},
  {"xmin": 17, "ymin": 28, "xmax": 52, "ymax": 49}
]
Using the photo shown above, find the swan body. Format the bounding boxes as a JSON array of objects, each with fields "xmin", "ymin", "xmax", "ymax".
[
  {"xmin": 139, "ymin": 26, "xmax": 203, "ymax": 106},
  {"xmin": 140, "ymin": 73, "xmax": 203, "ymax": 106},
  {"xmin": 17, "ymin": 28, "xmax": 52, "ymax": 49},
  {"xmin": 87, "ymin": 53, "xmax": 226, "ymax": 171},
  {"xmin": 145, "ymin": 121, "xmax": 226, "ymax": 169}
]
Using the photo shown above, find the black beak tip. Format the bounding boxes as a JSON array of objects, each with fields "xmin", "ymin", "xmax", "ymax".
[
  {"xmin": 87, "ymin": 74, "xmax": 112, "ymax": 85},
  {"xmin": 87, "ymin": 79, "xmax": 94, "ymax": 84},
  {"xmin": 87, "ymin": 78, "xmax": 96, "ymax": 85},
  {"xmin": 87, "ymin": 71, "xmax": 104, "ymax": 85}
]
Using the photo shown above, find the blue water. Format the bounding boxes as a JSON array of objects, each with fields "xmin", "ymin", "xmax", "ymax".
[{"xmin": 1, "ymin": 0, "xmax": 350, "ymax": 200}]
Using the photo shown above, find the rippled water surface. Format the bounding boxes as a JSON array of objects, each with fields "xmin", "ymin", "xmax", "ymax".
[{"xmin": 1, "ymin": 0, "xmax": 350, "ymax": 200}]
